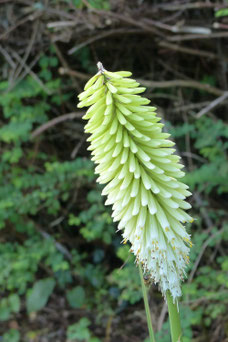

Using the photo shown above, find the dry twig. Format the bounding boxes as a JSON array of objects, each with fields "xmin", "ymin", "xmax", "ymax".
[
  {"xmin": 7, "ymin": 49, "xmax": 50, "ymax": 94},
  {"xmin": 196, "ymin": 92, "xmax": 228, "ymax": 118},
  {"xmin": 138, "ymin": 79, "xmax": 224, "ymax": 96},
  {"xmin": 188, "ymin": 228, "xmax": 224, "ymax": 283},
  {"xmin": 31, "ymin": 112, "xmax": 83, "ymax": 139},
  {"xmin": 159, "ymin": 41, "xmax": 228, "ymax": 62}
]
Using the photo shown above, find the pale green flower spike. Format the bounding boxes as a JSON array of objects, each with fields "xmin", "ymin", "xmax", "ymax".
[{"xmin": 78, "ymin": 62, "xmax": 193, "ymax": 302}]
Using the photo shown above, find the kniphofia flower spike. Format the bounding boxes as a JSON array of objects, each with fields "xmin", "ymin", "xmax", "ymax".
[{"xmin": 78, "ymin": 62, "xmax": 193, "ymax": 301}]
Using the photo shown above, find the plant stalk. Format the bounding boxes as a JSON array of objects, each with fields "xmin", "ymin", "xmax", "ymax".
[
  {"xmin": 166, "ymin": 291, "xmax": 182, "ymax": 342},
  {"xmin": 139, "ymin": 264, "xmax": 156, "ymax": 342}
]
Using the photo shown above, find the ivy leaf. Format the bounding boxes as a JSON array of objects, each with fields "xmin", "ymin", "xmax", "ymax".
[{"xmin": 26, "ymin": 278, "xmax": 55, "ymax": 313}]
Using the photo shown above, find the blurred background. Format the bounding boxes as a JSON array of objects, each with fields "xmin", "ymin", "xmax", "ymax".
[{"xmin": 0, "ymin": 1, "xmax": 228, "ymax": 342}]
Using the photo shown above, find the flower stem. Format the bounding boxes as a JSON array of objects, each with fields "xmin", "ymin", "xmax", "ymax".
[
  {"xmin": 139, "ymin": 264, "xmax": 156, "ymax": 342},
  {"xmin": 166, "ymin": 291, "xmax": 182, "ymax": 342}
]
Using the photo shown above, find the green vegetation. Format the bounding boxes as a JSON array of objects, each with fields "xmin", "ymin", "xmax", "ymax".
[{"xmin": 0, "ymin": 1, "xmax": 227, "ymax": 340}]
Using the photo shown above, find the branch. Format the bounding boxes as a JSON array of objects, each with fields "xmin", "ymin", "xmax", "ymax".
[
  {"xmin": 68, "ymin": 28, "xmax": 143, "ymax": 55},
  {"xmin": 7, "ymin": 49, "xmax": 51, "ymax": 94},
  {"xmin": 58, "ymin": 67, "xmax": 90, "ymax": 80},
  {"xmin": 168, "ymin": 31, "xmax": 228, "ymax": 42},
  {"xmin": 196, "ymin": 92, "xmax": 228, "ymax": 118},
  {"xmin": 31, "ymin": 112, "xmax": 83, "ymax": 139},
  {"xmin": 188, "ymin": 228, "xmax": 224, "ymax": 283},
  {"xmin": 138, "ymin": 79, "xmax": 225, "ymax": 96},
  {"xmin": 158, "ymin": 41, "xmax": 228, "ymax": 62}
]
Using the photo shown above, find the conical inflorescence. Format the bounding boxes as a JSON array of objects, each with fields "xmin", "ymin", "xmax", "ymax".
[{"xmin": 78, "ymin": 62, "xmax": 193, "ymax": 301}]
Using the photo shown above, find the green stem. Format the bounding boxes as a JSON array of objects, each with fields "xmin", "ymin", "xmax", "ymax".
[
  {"xmin": 166, "ymin": 291, "xmax": 182, "ymax": 342},
  {"xmin": 139, "ymin": 264, "xmax": 156, "ymax": 342}
]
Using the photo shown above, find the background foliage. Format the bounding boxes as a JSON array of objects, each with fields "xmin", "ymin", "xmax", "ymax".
[{"xmin": 0, "ymin": 1, "xmax": 227, "ymax": 341}]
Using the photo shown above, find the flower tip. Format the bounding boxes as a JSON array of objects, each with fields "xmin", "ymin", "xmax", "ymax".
[{"xmin": 97, "ymin": 61, "xmax": 105, "ymax": 73}]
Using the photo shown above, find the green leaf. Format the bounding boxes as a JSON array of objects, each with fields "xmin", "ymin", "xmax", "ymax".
[
  {"xmin": 0, "ymin": 294, "xmax": 20, "ymax": 321},
  {"xmin": 66, "ymin": 286, "xmax": 85, "ymax": 308},
  {"xmin": 8, "ymin": 294, "xmax": 20, "ymax": 313},
  {"xmin": 67, "ymin": 318, "xmax": 91, "ymax": 341},
  {"xmin": 72, "ymin": 0, "xmax": 83, "ymax": 8},
  {"xmin": 26, "ymin": 278, "xmax": 55, "ymax": 313},
  {"xmin": 215, "ymin": 8, "xmax": 228, "ymax": 17},
  {"xmin": 2, "ymin": 329, "xmax": 20, "ymax": 342},
  {"xmin": 0, "ymin": 303, "xmax": 11, "ymax": 321}
]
